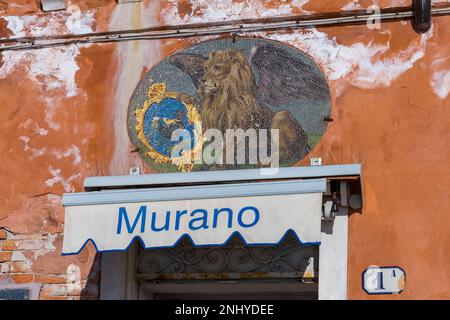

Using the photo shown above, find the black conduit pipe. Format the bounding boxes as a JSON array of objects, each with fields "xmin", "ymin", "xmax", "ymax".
[{"xmin": 413, "ymin": 0, "xmax": 432, "ymax": 33}]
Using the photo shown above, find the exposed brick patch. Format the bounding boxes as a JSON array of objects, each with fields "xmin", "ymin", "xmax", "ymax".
[
  {"xmin": 0, "ymin": 274, "xmax": 10, "ymax": 282},
  {"xmin": 0, "ymin": 231, "xmax": 99, "ymax": 300},
  {"xmin": 0, "ymin": 262, "xmax": 9, "ymax": 273},
  {"xmin": 40, "ymin": 295, "xmax": 73, "ymax": 301},
  {"xmin": 12, "ymin": 273, "xmax": 34, "ymax": 284},
  {"xmin": 9, "ymin": 234, "xmax": 47, "ymax": 240},
  {"xmin": 15, "ymin": 240, "xmax": 44, "ymax": 251},
  {"xmin": 0, "ymin": 229, "xmax": 7, "ymax": 240},
  {"xmin": 1, "ymin": 240, "xmax": 16, "ymax": 251},
  {"xmin": 35, "ymin": 274, "xmax": 66, "ymax": 284},
  {"xmin": 11, "ymin": 251, "xmax": 28, "ymax": 262},
  {"xmin": 40, "ymin": 284, "xmax": 68, "ymax": 297},
  {"xmin": 67, "ymin": 287, "xmax": 82, "ymax": 296},
  {"xmin": 8, "ymin": 261, "xmax": 32, "ymax": 273},
  {"xmin": 37, "ymin": 280, "xmax": 100, "ymax": 300},
  {"xmin": 0, "ymin": 251, "xmax": 12, "ymax": 262}
]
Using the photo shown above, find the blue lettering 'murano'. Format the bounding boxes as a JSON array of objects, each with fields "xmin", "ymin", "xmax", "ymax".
[
  {"xmin": 116, "ymin": 205, "xmax": 261, "ymax": 234},
  {"xmin": 116, "ymin": 206, "xmax": 146, "ymax": 234}
]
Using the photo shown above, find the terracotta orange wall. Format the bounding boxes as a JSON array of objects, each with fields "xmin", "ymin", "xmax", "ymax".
[{"xmin": 0, "ymin": 0, "xmax": 449, "ymax": 299}]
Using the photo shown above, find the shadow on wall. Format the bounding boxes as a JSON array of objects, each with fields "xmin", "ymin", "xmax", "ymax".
[{"xmin": 79, "ymin": 252, "xmax": 101, "ymax": 300}]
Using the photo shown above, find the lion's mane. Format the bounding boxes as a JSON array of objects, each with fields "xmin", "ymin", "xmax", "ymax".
[
  {"xmin": 199, "ymin": 50, "xmax": 268, "ymax": 132},
  {"xmin": 198, "ymin": 49, "xmax": 309, "ymax": 164}
]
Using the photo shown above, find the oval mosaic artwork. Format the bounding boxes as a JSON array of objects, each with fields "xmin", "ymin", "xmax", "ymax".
[{"xmin": 128, "ymin": 37, "xmax": 332, "ymax": 172}]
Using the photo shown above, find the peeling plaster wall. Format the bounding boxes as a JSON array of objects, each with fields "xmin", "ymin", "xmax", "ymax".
[
  {"xmin": 0, "ymin": 0, "xmax": 449, "ymax": 300},
  {"xmin": 108, "ymin": 0, "xmax": 162, "ymax": 175},
  {"xmin": 0, "ymin": 0, "xmax": 116, "ymax": 300}
]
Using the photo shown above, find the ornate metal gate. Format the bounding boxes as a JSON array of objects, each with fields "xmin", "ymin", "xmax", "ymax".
[{"xmin": 135, "ymin": 231, "xmax": 318, "ymax": 283}]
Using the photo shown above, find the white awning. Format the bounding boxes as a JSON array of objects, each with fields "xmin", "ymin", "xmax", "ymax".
[
  {"xmin": 62, "ymin": 178, "xmax": 326, "ymax": 255},
  {"xmin": 62, "ymin": 165, "xmax": 362, "ymax": 255}
]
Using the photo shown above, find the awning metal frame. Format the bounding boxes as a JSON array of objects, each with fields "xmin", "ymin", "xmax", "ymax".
[
  {"xmin": 83, "ymin": 164, "xmax": 361, "ymax": 190},
  {"xmin": 62, "ymin": 164, "xmax": 361, "ymax": 207},
  {"xmin": 63, "ymin": 178, "xmax": 327, "ymax": 207}
]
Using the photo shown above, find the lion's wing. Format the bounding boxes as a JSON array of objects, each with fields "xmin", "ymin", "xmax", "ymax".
[
  {"xmin": 249, "ymin": 44, "xmax": 330, "ymax": 106},
  {"xmin": 168, "ymin": 53, "xmax": 207, "ymax": 89}
]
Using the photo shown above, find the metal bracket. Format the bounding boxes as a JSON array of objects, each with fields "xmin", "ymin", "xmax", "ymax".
[
  {"xmin": 339, "ymin": 180, "xmax": 348, "ymax": 207},
  {"xmin": 322, "ymin": 199, "xmax": 338, "ymax": 221},
  {"xmin": 129, "ymin": 167, "xmax": 141, "ymax": 176},
  {"xmin": 310, "ymin": 158, "xmax": 322, "ymax": 166},
  {"xmin": 40, "ymin": 0, "xmax": 66, "ymax": 12}
]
